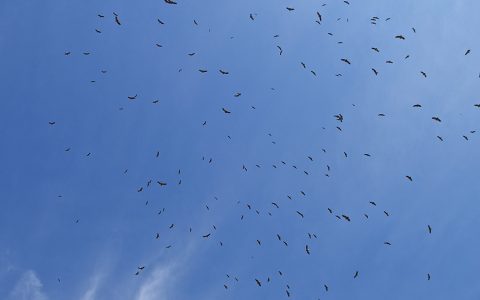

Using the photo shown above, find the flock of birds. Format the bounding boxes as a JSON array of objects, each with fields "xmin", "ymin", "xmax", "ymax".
[{"xmin": 40, "ymin": 0, "xmax": 480, "ymax": 298}]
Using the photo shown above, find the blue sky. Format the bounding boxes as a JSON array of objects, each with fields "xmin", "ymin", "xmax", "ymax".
[{"xmin": 1, "ymin": 0, "xmax": 480, "ymax": 299}]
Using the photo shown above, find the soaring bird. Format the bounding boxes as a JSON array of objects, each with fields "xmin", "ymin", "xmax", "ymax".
[
  {"xmin": 341, "ymin": 58, "xmax": 351, "ymax": 64},
  {"xmin": 222, "ymin": 108, "xmax": 231, "ymax": 114},
  {"xmin": 413, "ymin": 104, "xmax": 422, "ymax": 108},
  {"xmin": 406, "ymin": 175, "xmax": 413, "ymax": 181},
  {"xmin": 203, "ymin": 233, "xmax": 211, "ymax": 238},
  {"xmin": 432, "ymin": 117, "xmax": 442, "ymax": 122},
  {"xmin": 286, "ymin": 7, "xmax": 295, "ymax": 11},
  {"xmin": 128, "ymin": 94, "xmax": 137, "ymax": 100},
  {"xmin": 316, "ymin": 12, "xmax": 322, "ymax": 22},
  {"xmin": 372, "ymin": 68, "xmax": 378, "ymax": 75},
  {"xmin": 420, "ymin": 71, "xmax": 427, "ymax": 78},
  {"xmin": 296, "ymin": 211, "xmax": 304, "ymax": 218},
  {"xmin": 395, "ymin": 35, "xmax": 405, "ymax": 40},
  {"xmin": 219, "ymin": 69, "xmax": 229, "ymax": 75},
  {"xmin": 48, "ymin": 121, "xmax": 56, "ymax": 125},
  {"xmin": 354, "ymin": 271, "xmax": 359, "ymax": 278},
  {"xmin": 342, "ymin": 215, "xmax": 351, "ymax": 222},
  {"xmin": 164, "ymin": 0, "xmax": 177, "ymax": 4},
  {"xmin": 428, "ymin": 225, "xmax": 432, "ymax": 234},
  {"xmin": 277, "ymin": 46, "xmax": 283, "ymax": 55},
  {"xmin": 115, "ymin": 15, "xmax": 121, "ymax": 25},
  {"xmin": 305, "ymin": 245, "xmax": 310, "ymax": 254},
  {"xmin": 255, "ymin": 279, "xmax": 262, "ymax": 286},
  {"xmin": 465, "ymin": 49, "xmax": 471, "ymax": 55},
  {"xmin": 198, "ymin": 69, "xmax": 208, "ymax": 73},
  {"xmin": 371, "ymin": 47, "xmax": 380, "ymax": 52}
]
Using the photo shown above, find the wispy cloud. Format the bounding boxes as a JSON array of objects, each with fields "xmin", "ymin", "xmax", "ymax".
[
  {"xmin": 9, "ymin": 270, "xmax": 48, "ymax": 300},
  {"xmin": 135, "ymin": 264, "xmax": 175, "ymax": 300}
]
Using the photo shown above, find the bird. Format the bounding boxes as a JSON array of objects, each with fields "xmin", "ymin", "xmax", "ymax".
[
  {"xmin": 354, "ymin": 271, "xmax": 359, "ymax": 278},
  {"xmin": 164, "ymin": 0, "xmax": 177, "ymax": 4},
  {"xmin": 198, "ymin": 69, "xmax": 208, "ymax": 73},
  {"xmin": 277, "ymin": 46, "xmax": 283, "ymax": 55},
  {"xmin": 413, "ymin": 104, "xmax": 422, "ymax": 108},
  {"xmin": 395, "ymin": 35, "xmax": 405, "ymax": 40},
  {"xmin": 420, "ymin": 71, "xmax": 427, "ymax": 78},
  {"xmin": 465, "ymin": 49, "xmax": 471, "ymax": 55},
  {"xmin": 203, "ymin": 233, "xmax": 211, "ymax": 238},
  {"xmin": 305, "ymin": 245, "xmax": 310, "ymax": 254},
  {"xmin": 219, "ymin": 69, "xmax": 229, "ymax": 75},
  {"xmin": 128, "ymin": 94, "xmax": 137, "ymax": 100},
  {"xmin": 428, "ymin": 225, "xmax": 432, "ymax": 234},
  {"xmin": 222, "ymin": 108, "xmax": 231, "ymax": 114},
  {"xmin": 115, "ymin": 15, "xmax": 121, "ymax": 25},
  {"xmin": 341, "ymin": 58, "xmax": 351, "ymax": 64},
  {"xmin": 48, "ymin": 121, "xmax": 56, "ymax": 125},
  {"xmin": 432, "ymin": 117, "xmax": 442, "ymax": 122},
  {"xmin": 286, "ymin": 7, "xmax": 295, "ymax": 11},
  {"xmin": 296, "ymin": 211, "xmax": 304, "ymax": 218},
  {"xmin": 255, "ymin": 279, "xmax": 262, "ymax": 286},
  {"xmin": 371, "ymin": 47, "xmax": 380, "ymax": 52},
  {"xmin": 372, "ymin": 68, "xmax": 378, "ymax": 75}
]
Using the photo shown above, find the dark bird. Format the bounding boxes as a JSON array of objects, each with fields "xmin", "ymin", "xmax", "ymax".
[
  {"xmin": 354, "ymin": 271, "xmax": 359, "ymax": 278},
  {"xmin": 164, "ymin": 0, "xmax": 177, "ymax": 4},
  {"xmin": 371, "ymin": 47, "xmax": 380, "ymax": 52},
  {"xmin": 98, "ymin": 14, "xmax": 105, "ymax": 18},
  {"xmin": 432, "ymin": 117, "xmax": 442, "ymax": 122},
  {"xmin": 277, "ymin": 46, "xmax": 283, "ymax": 55},
  {"xmin": 128, "ymin": 94, "xmax": 137, "ymax": 100},
  {"xmin": 342, "ymin": 215, "xmax": 351, "ymax": 222},
  {"xmin": 157, "ymin": 181, "xmax": 167, "ymax": 186},
  {"xmin": 372, "ymin": 68, "xmax": 378, "ymax": 75},
  {"xmin": 395, "ymin": 35, "xmax": 405, "ymax": 40},
  {"xmin": 286, "ymin": 7, "xmax": 295, "ymax": 11},
  {"xmin": 369, "ymin": 201, "xmax": 377, "ymax": 206},
  {"xmin": 384, "ymin": 211, "xmax": 390, "ymax": 217},
  {"xmin": 341, "ymin": 58, "xmax": 351, "ymax": 64},
  {"xmin": 413, "ymin": 104, "xmax": 422, "ymax": 108},
  {"xmin": 427, "ymin": 273, "xmax": 431, "ymax": 280},
  {"xmin": 420, "ymin": 71, "xmax": 427, "ymax": 78},
  {"xmin": 48, "ymin": 121, "xmax": 56, "ymax": 125},
  {"xmin": 249, "ymin": 13, "xmax": 255, "ymax": 21},
  {"xmin": 384, "ymin": 241, "xmax": 392, "ymax": 245},
  {"xmin": 156, "ymin": 233, "xmax": 160, "ymax": 239},
  {"xmin": 296, "ymin": 211, "xmax": 304, "ymax": 218},
  {"xmin": 198, "ymin": 69, "xmax": 208, "ymax": 73},
  {"xmin": 203, "ymin": 233, "xmax": 211, "ymax": 238},
  {"xmin": 222, "ymin": 108, "xmax": 231, "ymax": 114},
  {"xmin": 305, "ymin": 245, "xmax": 310, "ymax": 255},
  {"xmin": 437, "ymin": 136, "xmax": 444, "ymax": 141},
  {"xmin": 157, "ymin": 19, "xmax": 164, "ymax": 24},
  {"xmin": 465, "ymin": 49, "xmax": 471, "ymax": 55},
  {"xmin": 234, "ymin": 92, "xmax": 242, "ymax": 97},
  {"xmin": 115, "ymin": 15, "xmax": 121, "ymax": 25},
  {"xmin": 219, "ymin": 69, "xmax": 229, "ymax": 75},
  {"xmin": 428, "ymin": 225, "xmax": 432, "ymax": 234},
  {"xmin": 255, "ymin": 279, "xmax": 262, "ymax": 287}
]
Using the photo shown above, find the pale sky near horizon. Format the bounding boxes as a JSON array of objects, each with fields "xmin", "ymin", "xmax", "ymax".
[{"xmin": 1, "ymin": 0, "xmax": 480, "ymax": 299}]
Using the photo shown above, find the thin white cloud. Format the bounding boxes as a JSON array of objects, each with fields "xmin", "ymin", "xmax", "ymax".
[
  {"xmin": 80, "ymin": 274, "xmax": 103, "ymax": 300},
  {"xmin": 9, "ymin": 270, "xmax": 48, "ymax": 300},
  {"xmin": 135, "ymin": 264, "xmax": 174, "ymax": 300}
]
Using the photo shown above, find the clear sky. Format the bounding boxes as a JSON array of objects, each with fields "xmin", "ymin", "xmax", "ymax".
[{"xmin": 1, "ymin": 0, "xmax": 480, "ymax": 299}]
